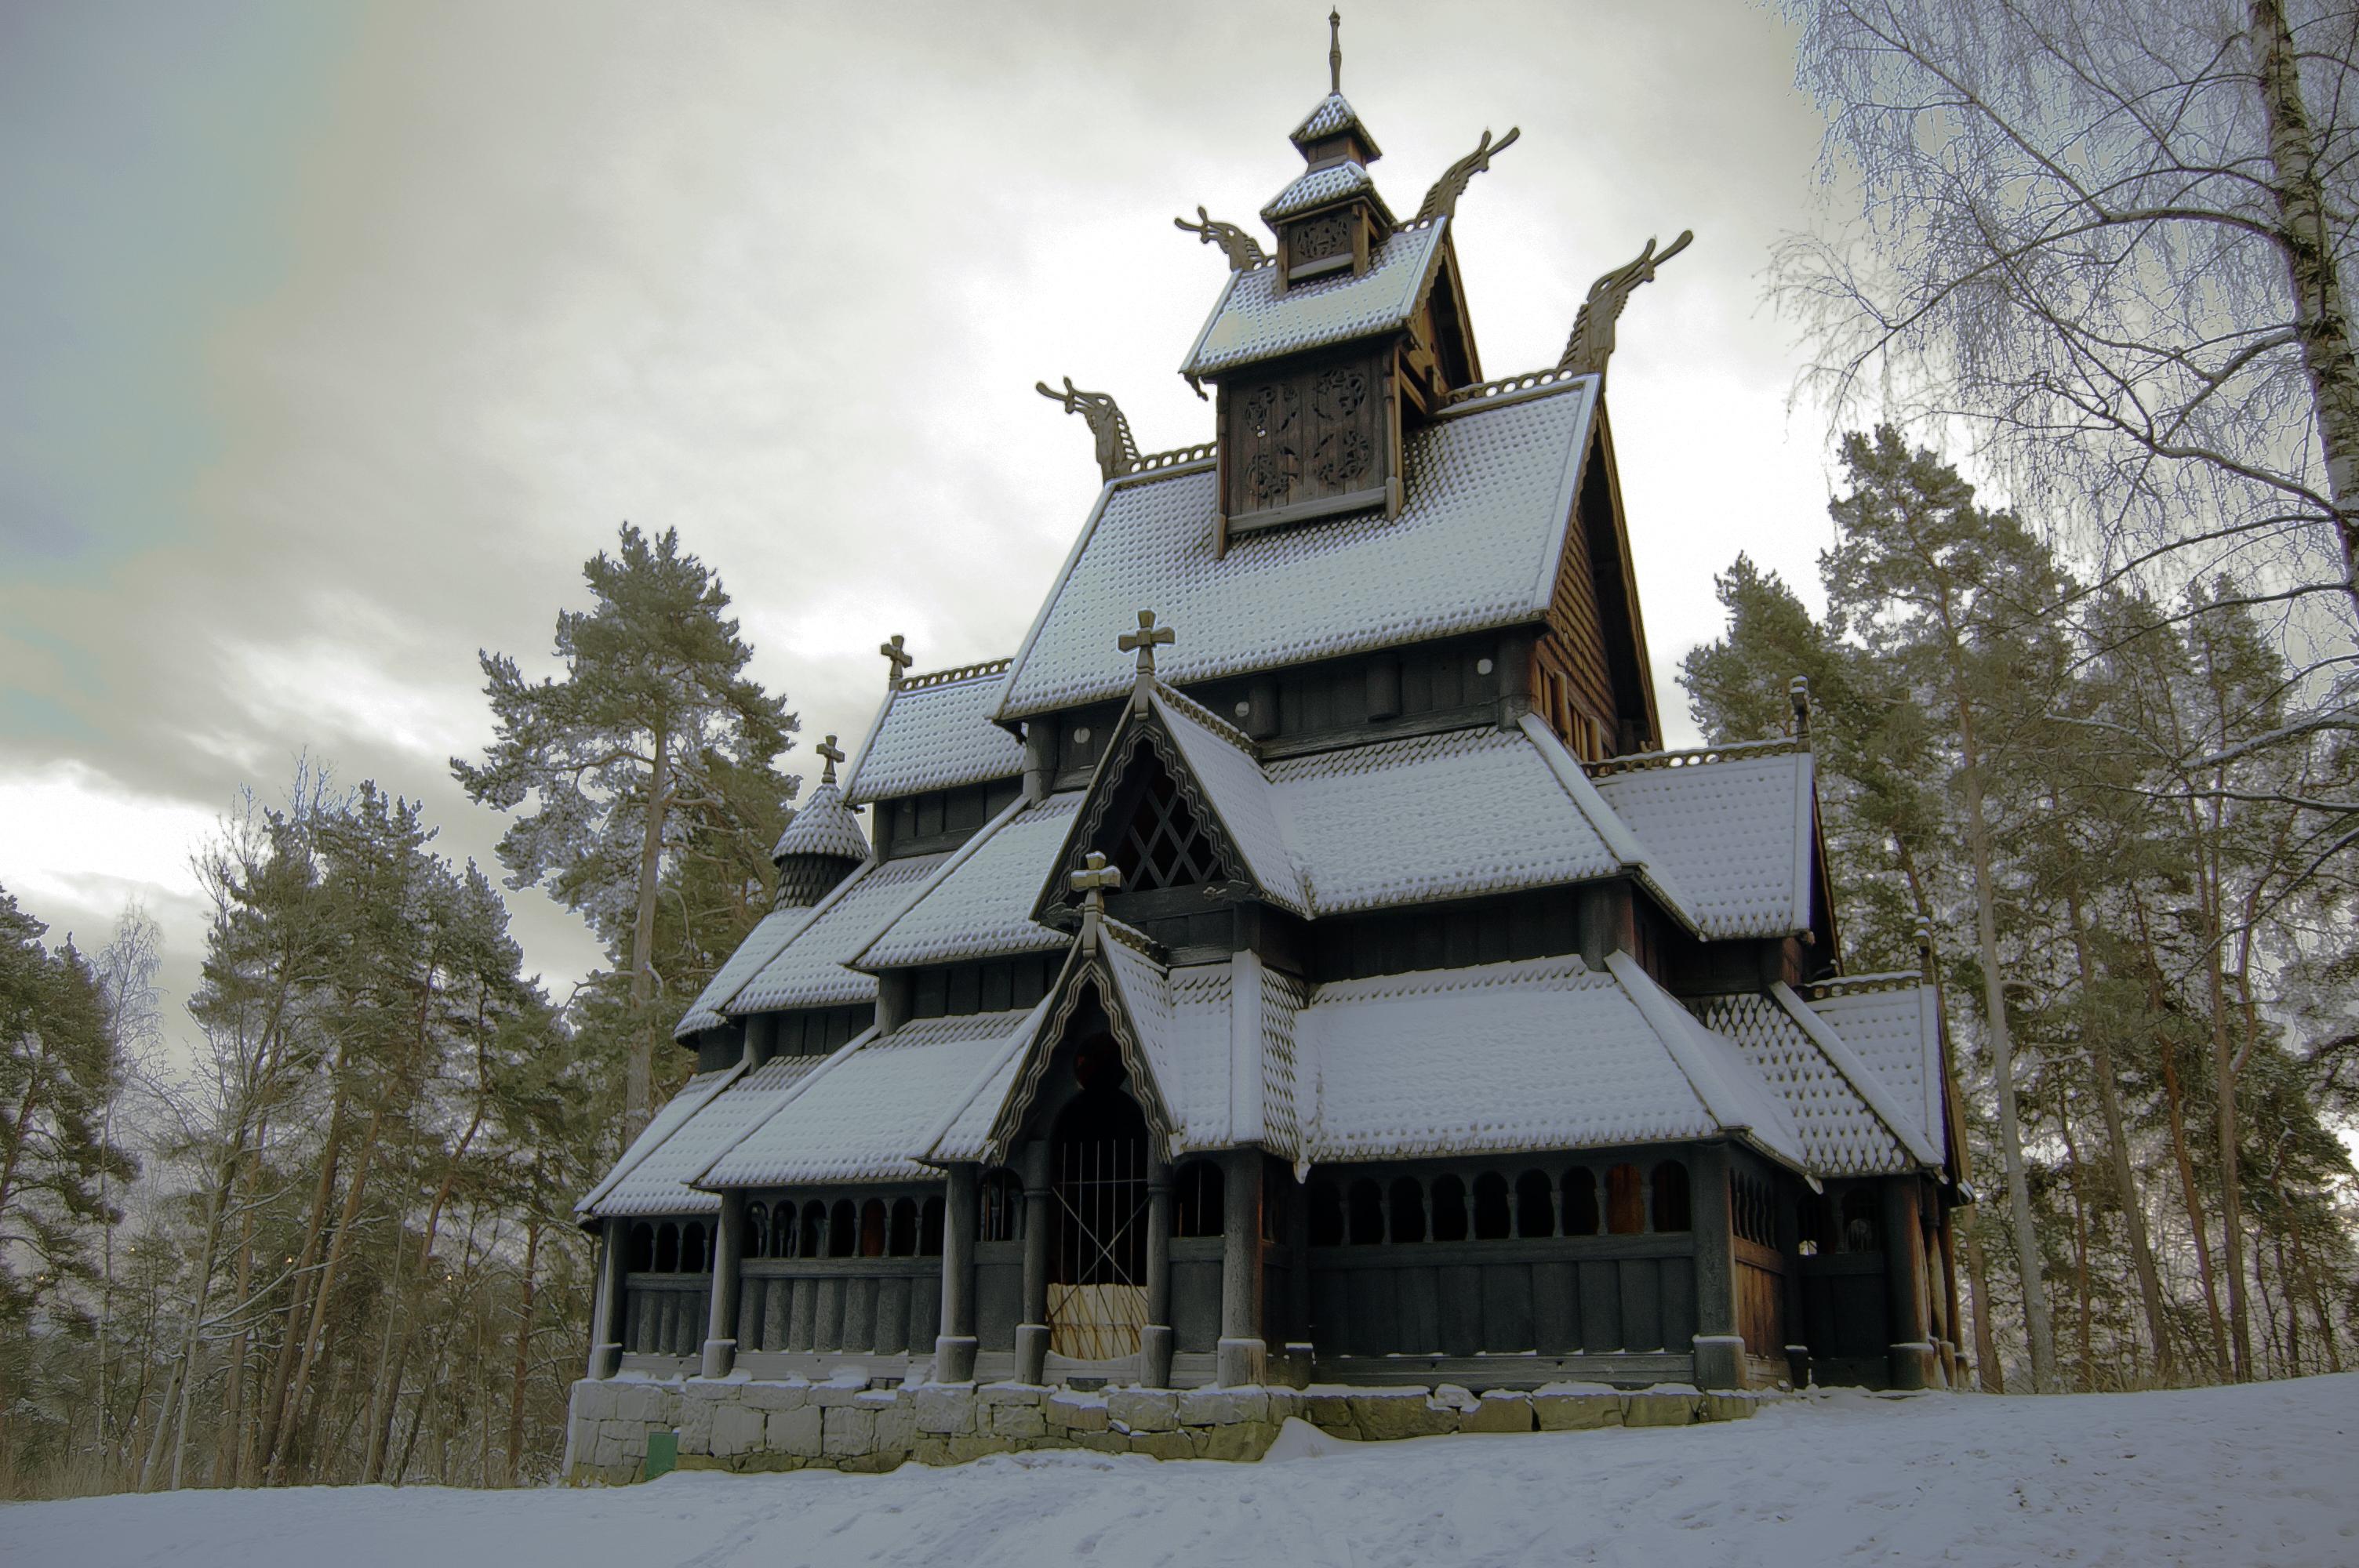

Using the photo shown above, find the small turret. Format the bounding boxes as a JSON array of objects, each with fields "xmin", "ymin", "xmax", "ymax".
[{"xmin": 771, "ymin": 735, "xmax": 868, "ymax": 906}]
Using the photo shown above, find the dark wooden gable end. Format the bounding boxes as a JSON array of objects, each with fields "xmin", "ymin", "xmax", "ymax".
[
  {"xmin": 1035, "ymin": 712, "xmax": 1256, "ymax": 934},
  {"xmin": 1531, "ymin": 407, "xmax": 1661, "ymax": 762}
]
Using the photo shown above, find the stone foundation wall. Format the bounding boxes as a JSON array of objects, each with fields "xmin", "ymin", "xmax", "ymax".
[{"xmin": 564, "ymin": 1374, "xmax": 1779, "ymax": 1484}]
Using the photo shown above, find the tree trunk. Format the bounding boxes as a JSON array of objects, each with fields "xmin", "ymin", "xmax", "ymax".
[
  {"xmin": 2056, "ymin": 1105, "xmax": 2095, "ymax": 1389},
  {"xmin": 506, "ymin": 1214, "xmax": 542, "ymax": 1486},
  {"xmin": 255, "ymin": 1084, "xmax": 350, "ymax": 1472},
  {"xmin": 2064, "ymin": 886, "xmax": 2175, "ymax": 1380},
  {"xmin": 2253, "ymin": 0, "xmax": 2359, "ymax": 612},
  {"xmin": 2200, "ymin": 889, "xmax": 2254, "ymax": 1381},
  {"xmin": 1963, "ymin": 1214, "xmax": 2003, "ymax": 1392},
  {"xmin": 2132, "ymin": 889, "xmax": 2230, "ymax": 1377},
  {"xmin": 271, "ymin": 1094, "xmax": 392, "ymax": 1483},
  {"xmin": 626, "ymin": 731, "xmax": 671, "ymax": 1139},
  {"xmin": 1957, "ymin": 720, "xmax": 2057, "ymax": 1390}
]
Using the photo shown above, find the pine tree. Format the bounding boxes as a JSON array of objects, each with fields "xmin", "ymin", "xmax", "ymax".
[{"xmin": 452, "ymin": 524, "xmax": 795, "ymax": 1136}]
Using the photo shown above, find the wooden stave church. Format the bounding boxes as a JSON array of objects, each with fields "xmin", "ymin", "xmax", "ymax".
[{"xmin": 576, "ymin": 34, "xmax": 1969, "ymax": 1399}]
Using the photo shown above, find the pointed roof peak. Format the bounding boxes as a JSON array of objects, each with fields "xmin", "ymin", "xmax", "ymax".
[
  {"xmin": 770, "ymin": 780, "xmax": 868, "ymax": 866},
  {"xmin": 1289, "ymin": 92, "xmax": 1382, "ymax": 162}
]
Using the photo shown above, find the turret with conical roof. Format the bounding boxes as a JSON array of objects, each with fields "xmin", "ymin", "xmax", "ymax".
[{"xmin": 770, "ymin": 735, "xmax": 867, "ymax": 906}]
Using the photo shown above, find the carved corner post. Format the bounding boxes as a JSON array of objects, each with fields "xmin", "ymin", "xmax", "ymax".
[
  {"xmin": 1142, "ymin": 1155, "xmax": 1175, "ymax": 1388},
  {"xmin": 1216, "ymin": 1146, "xmax": 1267, "ymax": 1387},
  {"xmin": 701, "ymin": 1193, "xmax": 744, "ymax": 1379},
  {"xmin": 1883, "ymin": 1178, "xmax": 1936, "ymax": 1390},
  {"xmin": 1690, "ymin": 1141, "xmax": 1745, "ymax": 1390},
  {"xmin": 590, "ymin": 1216, "xmax": 627, "ymax": 1379},
  {"xmin": 936, "ymin": 1163, "xmax": 980, "ymax": 1382},
  {"xmin": 1022, "ymin": 720, "xmax": 1056, "ymax": 805},
  {"xmin": 1016, "ymin": 1139, "xmax": 1052, "ymax": 1385},
  {"xmin": 1495, "ymin": 630, "xmax": 1535, "ymax": 731}
]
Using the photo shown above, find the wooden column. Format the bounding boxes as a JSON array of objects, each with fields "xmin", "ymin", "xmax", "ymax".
[
  {"xmin": 1285, "ymin": 1163, "xmax": 1312, "ymax": 1377},
  {"xmin": 1882, "ymin": 1178, "xmax": 1935, "ymax": 1390},
  {"xmin": 591, "ymin": 1217, "xmax": 627, "ymax": 1378},
  {"xmin": 700, "ymin": 1195, "xmax": 744, "ymax": 1378},
  {"xmin": 1689, "ymin": 1142, "xmax": 1745, "ymax": 1389},
  {"xmin": 1216, "ymin": 1147, "xmax": 1266, "ymax": 1386},
  {"xmin": 1016, "ymin": 1139, "xmax": 1052, "ymax": 1385},
  {"xmin": 936, "ymin": 1165, "xmax": 980, "ymax": 1381},
  {"xmin": 1496, "ymin": 630, "xmax": 1535, "ymax": 730},
  {"xmin": 1776, "ymin": 1177, "xmax": 1813, "ymax": 1388},
  {"xmin": 1142, "ymin": 1156, "xmax": 1174, "ymax": 1388}
]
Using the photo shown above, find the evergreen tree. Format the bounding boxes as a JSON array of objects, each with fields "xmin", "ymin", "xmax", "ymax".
[{"xmin": 452, "ymin": 524, "xmax": 796, "ymax": 1135}]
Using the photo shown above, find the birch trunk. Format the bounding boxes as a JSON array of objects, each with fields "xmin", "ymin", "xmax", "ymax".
[{"xmin": 2252, "ymin": 0, "xmax": 2359, "ymax": 613}]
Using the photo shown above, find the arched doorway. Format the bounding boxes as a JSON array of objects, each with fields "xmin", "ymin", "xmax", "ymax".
[{"xmin": 1047, "ymin": 1035, "xmax": 1150, "ymax": 1360}]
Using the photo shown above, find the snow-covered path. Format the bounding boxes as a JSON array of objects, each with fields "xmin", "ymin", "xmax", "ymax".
[{"xmin": 8, "ymin": 1376, "xmax": 2354, "ymax": 1567}]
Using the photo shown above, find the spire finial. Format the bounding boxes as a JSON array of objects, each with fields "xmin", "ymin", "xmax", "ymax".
[
  {"xmin": 816, "ymin": 734, "xmax": 845, "ymax": 786},
  {"xmin": 879, "ymin": 633, "xmax": 914, "ymax": 689},
  {"xmin": 1119, "ymin": 608, "xmax": 1175, "ymax": 679},
  {"xmin": 1329, "ymin": 8, "xmax": 1343, "ymax": 93}
]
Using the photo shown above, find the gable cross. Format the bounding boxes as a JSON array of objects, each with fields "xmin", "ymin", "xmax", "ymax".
[
  {"xmin": 880, "ymin": 633, "xmax": 914, "ymax": 690},
  {"xmin": 1118, "ymin": 608, "xmax": 1175, "ymax": 678},
  {"xmin": 1070, "ymin": 849, "xmax": 1124, "ymax": 946},
  {"xmin": 816, "ymin": 734, "xmax": 845, "ymax": 786}
]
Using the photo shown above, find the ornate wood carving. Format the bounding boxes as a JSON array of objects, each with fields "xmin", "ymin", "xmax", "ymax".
[
  {"xmin": 1558, "ymin": 231, "xmax": 1693, "ymax": 378},
  {"xmin": 1174, "ymin": 206, "xmax": 1268, "ymax": 272},
  {"xmin": 1037, "ymin": 376, "xmax": 1141, "ymax": 482},
  {"xmin": 1414, "ymin": 126, "xmax": 1520, "ymax": 224},
  {"xmin": 1219, "ymin": 348, "xmax": 1392, "ymax": 530}
]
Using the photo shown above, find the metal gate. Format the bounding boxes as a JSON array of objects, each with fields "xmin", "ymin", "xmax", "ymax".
[{"xmin": 1048, "ymin": 1128, "xmax": 1149, "ymax": 1359}]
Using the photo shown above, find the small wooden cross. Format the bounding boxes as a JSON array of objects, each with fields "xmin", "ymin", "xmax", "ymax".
[
  {"xmin": 1070, "ymin": 850, "xmax": 1122, "ymax": 942},
  {"xmin": 880, "ymin": 633, "xmax": 914, "ymax": 689},
  {"xmin": 1118, "ymin": 608, "xmax": 1175, "ymax": 677},
  {"xmin": 816, "ymin": 734, "xmax": 845, "ymax": 786}
]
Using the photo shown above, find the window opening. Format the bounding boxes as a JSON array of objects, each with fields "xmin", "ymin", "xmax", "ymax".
[
  {"xmin": 1606, "ymin": 1163, "xmax": 1645, "ymax": 1236},
  {"xmin": 1111, "ymin": 762, "xmax": 1226, "ymax": 891},
  {"xmin": 980, "ymin": 1168, "xmax": 1024, "ymax": 1243},
  {"xmin": 828, "ymin": 1200, "xmax": 856, "ymax": 1258},
  {"xmin": 1430, "ymin": 1174, "xmax": 1469, "ymax": 1242},
  {"xmin": 920, "ymin": 1196, "xmax": 945, "ymax": 1257},
  {"xmin": 1841, "ymin": 1189, "xmax": 1881, "ymax": 1252},
  {"xmin": 656, "ymin": 1223, "xmax": 680, "ymax": 1272},
  {"xmin": 627, "ymin": 1223, "xmax": 654, "ymax": 1272},
  {"xmin": 799, "ymin": 1200, "xmax": 825, "ymax": 1258},
  {"xmin": 1473, "ymin": 1172, "xmax": 1511, "ymax": 1240},
  {"xmin": 1652, "ymin": 1161, "xmax": 1691, "ymax": 1232},
  {"xmin": 889, "ymin": 1198, "xmax": 918, "ymax": 1257},
  {"xmin": 860, "ymin": 1200, "xmax": 888, "ymax": 1259},
  {"xmin": 1347, "ymin": 1178, "xmax": 1385, "ymax": 1244},
  {"xmin": 1516, "ymin": 1171, "xmax": 1556, "ymax": 1237},
  {"xmin": 1173, "ymin": 1158, "xmax": 1225, "ymax": 1237},
  {"xmin": 682, "ymin": 1221, "xmax": 708, "ymax": 1272},
  {"xmin": 1563, "ymin": 1168, "xmax": 1600, "ymax": 1236},
  {"xmin": 746, "ymin": 1203, "xmax": 769, "ymax": 1260},
  {"xmin": 1307, "ymin": 1179, "xmax": 1343, "ymax": 1246}
]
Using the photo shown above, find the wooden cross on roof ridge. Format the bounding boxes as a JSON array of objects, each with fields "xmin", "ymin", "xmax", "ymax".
[
  {"xmin": 880, "ymin": 633, "xmax": 914, "ymax": 689},
  {"xmin": 816, "ymin": 733, "xmax": 845, "ymax": 786},
  {"xmin": 1119, "ymin": 608, "xmax": 1175, "ymax": 678},
  {"xmin": 1070, "ymin": 849, "xmax": 1123, "ymax": 946}
]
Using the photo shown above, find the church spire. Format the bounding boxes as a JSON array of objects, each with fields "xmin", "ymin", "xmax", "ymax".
[{"xmin": 1329, "ymin": 7, "xmax": 1343, "ymax": 94}]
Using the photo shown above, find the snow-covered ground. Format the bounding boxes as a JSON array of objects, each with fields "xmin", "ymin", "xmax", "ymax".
[{"xmin": 9, "ymin": 1376, "xmax": 2354, "ymax": 1567}]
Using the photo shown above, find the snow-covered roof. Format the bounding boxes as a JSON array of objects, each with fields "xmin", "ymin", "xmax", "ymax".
[
  {"xmin": 677, "ymin": 906, "xmax": 806, "ymax": 1039},
  {"xmin": 1152, "ymin": 690, "xmax": 1309, "ymax": 913},
  {"xmin": 1260, "ymin": 160, "xmax": 1387, "ymax": 224},
  {"xmin": 855, "ymin": 794, "xmax": 1078, "ymax": 968},
  {"xmin": 769, "ymin": 780, "xmax": 868, "ymax": 863},
  {"xmin": 1700, "ymin": 993, "xmax": 1912, "ymax": 1175},
  {"xmin": 1804, "ymin": 975, "xmax": 1946, "ymax": 1163},
  {"xmin": 1178, "ymin": 217, "xmax": 1448, "ymax": 380},
  {"xmin": 1290, "ymin": 91, "xmax": 1381, "ymax": 155},
  {"xmin": 1292, "ymin": 953, "xmax": 1805, "ymax": 1167},
  {"xmin": 699, "ymin": 1009, "xmax": 1043, "ymax": 1186},
  {"xmin": 1591, "ymin": 746, "xmax": 1816, "ymax": 938},
  {"xmin": 994, "ymin": 376, "xmax": 1596, "ymax": 720},
  {"xmin": 842, "ymin": 660, "xmax": 1024, "ymax": 805},
  {"xmin": 580, "ymin": 1055, "xmax": 838, "ymax": 1218},
  {"xmin": 577, "ymin": 1065, "xmax": 740, "ymax": 1217},
  {"xmin": 724, "ymin": 852, "xmax": 950, "ymax": 1014}
]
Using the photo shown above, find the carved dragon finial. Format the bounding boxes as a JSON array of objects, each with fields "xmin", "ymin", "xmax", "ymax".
[
  {"xmin": 1329, "ymin": 7, "xmax": 1343, "ymax": 93},
  {"xmin": 1037, "ymin": 376, "xmax": 1141, "ymax": 483},
  {"xmin": 1413, "ymin": 126, "xmax": 1521, "ymax": 224},
  {"xmin": 1558, "ymin": 230, "xmax": 1694, "ymax": 379},
  {"xmin": 1176, "ymin": 206, "xmax": 1269, "ymax": 273}
]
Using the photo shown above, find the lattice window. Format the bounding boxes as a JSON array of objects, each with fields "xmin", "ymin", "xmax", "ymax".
[{"xmin": 1111, "ymin": 764, "xmax": 1226, "ymax": 891}]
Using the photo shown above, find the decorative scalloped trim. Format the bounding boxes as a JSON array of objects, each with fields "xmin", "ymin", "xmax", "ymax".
[
  {"xmin": 899, "ymin": 656, "xmax": 1014, "ymax": 692},
  {"xmin": 985, "ymin": 954, "xmax": 1179, "ymax": 1165},
  {"xmin": 1039, "ymin": 720, "xmax": 1250, "ymax": 924}
]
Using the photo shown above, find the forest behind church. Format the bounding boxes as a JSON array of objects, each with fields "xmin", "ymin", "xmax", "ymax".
[{"xmin": 5, "ymin": 0, "xmax": 2359, "ymax": 1501}]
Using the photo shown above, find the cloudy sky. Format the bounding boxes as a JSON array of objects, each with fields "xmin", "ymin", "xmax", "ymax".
[{"xmin": 1, "ymin": 0, "xmax": 1850, "ymax": 1039}]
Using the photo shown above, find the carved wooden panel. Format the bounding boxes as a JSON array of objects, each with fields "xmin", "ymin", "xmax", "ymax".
[{"xmin": 1220, "ymin": 350, "xmax": 1393, "ymax": 529}]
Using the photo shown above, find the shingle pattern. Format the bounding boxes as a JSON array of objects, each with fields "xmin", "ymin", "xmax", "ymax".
[
  {"xmin": 1260, "ymin": 160, "xmax": 1383, "ymax": 223},
  {"xmin": 769, "ymin": 780, "xmax": 869, "ymax": 863},
  {"xmin": 1594, "ymin": 751, "xmax": 1814, "ymax": 937},
  {"xmin": 726, "ymin": 853, "xmax": 949, "ymax": 1014},
  {"xmin": 1299, "ymin": 957, "xmax": 1722, "ymax": 1161},
  {"xmin": 1809, "ymin": 979, "xmax": 1943, "ymax": 1160},
  {"xmin": 843, "ymin": 666, "xmax": 1024, "ymax": 805},
  {"xmin": 1269, "ymin": 728, "xmax": 1621, "ymax": 912},
  {"xmin": 1290, "ymin": 92, "xmax": 1380, "ymax": 154},
  {"xmin": 1605, "ymin": 953, "xmax": 1807, "ymax": 1167},
  {"xmin": 601, "ymin": 1055, "xmax": 845, "ymax": 1214},
  {"xmin": 677, "ymin": 906, "xmax": 809, "ymax": 1038},
  {"xmin": 1151, "ymin": 691, "xmax": 1308, "ymax": 911},
  {"xmin": 1259, "ymin": 965, "xmax": 1308, "ymax": 1163},
  {"xmin": 1702, "ymin": 993, "xmax": 1910, "ymax": 1175},
  {"xmin": 1178, "ymin": 218, "xmax": 1448, "ymax": 379},
  {"xmin": 700, "ymin": 1011, "xmax": 1039, "ymax": 1185},
  {"xmin": 576, "ymin": 1067, "xmax": 736, "ymax": 1216},
  {"xmin": 1100, "ymin": 938, "xmax": 1234, "ymax": 1152},
  {"xmin": 995, "ymin": 379, "xmax": 1594, "ymax": 720},
  {"xmin": 855, "ymin": 795, "xmax": 1079, "ymax": 967}
]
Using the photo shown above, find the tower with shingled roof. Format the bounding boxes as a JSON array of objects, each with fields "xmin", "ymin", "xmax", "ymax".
[{"xmin": 570, "ymin": 16, "xmax": 1969, "ymax": 1457}]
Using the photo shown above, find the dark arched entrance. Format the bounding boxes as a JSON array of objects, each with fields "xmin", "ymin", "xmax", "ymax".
[{"xmin": 1047, "ymin": 1034, "xmax": 1150, "ymax": 1359}]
